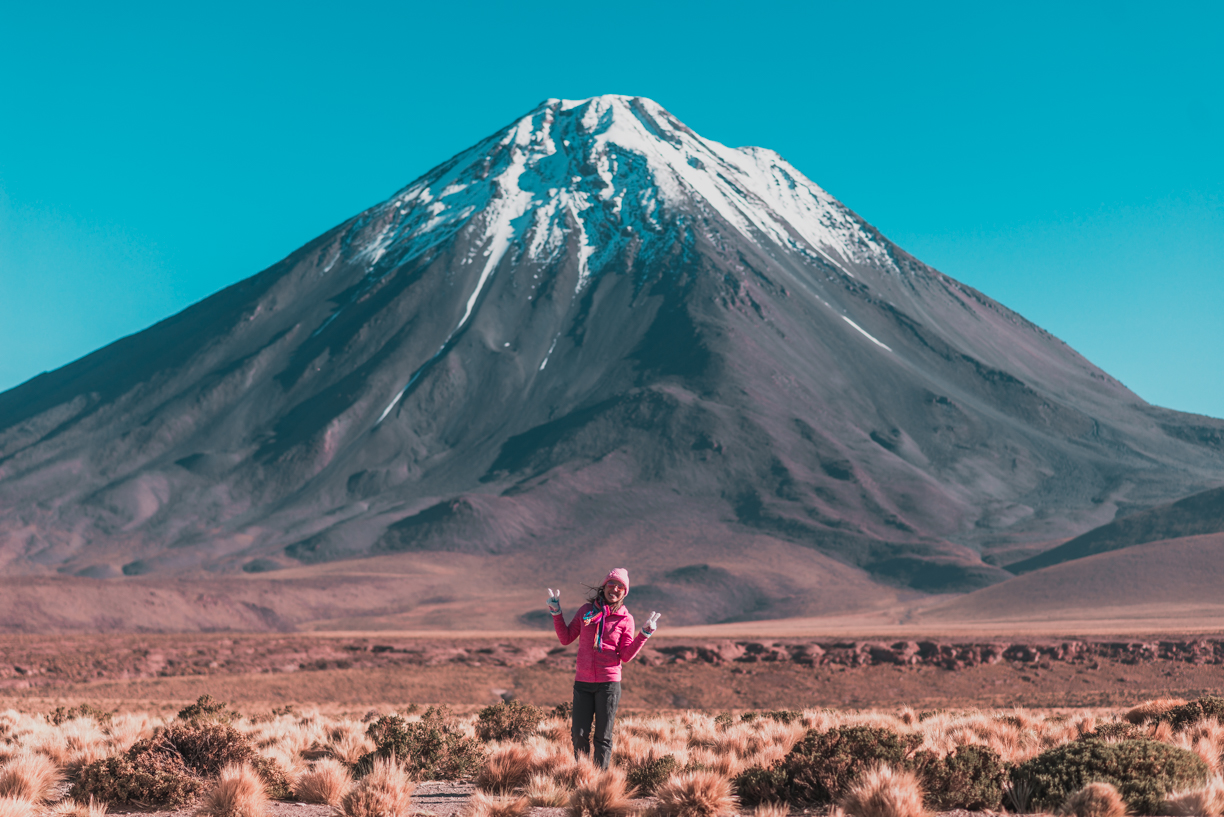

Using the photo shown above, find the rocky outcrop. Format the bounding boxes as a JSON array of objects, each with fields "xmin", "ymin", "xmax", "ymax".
[{"xmin": 3, "ymin": 634, "xmax": 1224, "ymax": 691}]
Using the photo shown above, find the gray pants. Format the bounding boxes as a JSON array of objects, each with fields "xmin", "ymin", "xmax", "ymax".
[{"xmin": 572, "ymin": 680, "xmax": 621, "ymax": 769}]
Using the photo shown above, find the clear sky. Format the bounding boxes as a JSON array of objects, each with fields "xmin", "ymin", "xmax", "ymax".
[{"xmin": 2, "ymin": 1, "xmax": 1221, "ymax": 418}]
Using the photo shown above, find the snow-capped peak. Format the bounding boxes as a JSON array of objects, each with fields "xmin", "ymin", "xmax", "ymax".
[{"xmin": 344, "ymin": 95, "xmax": 898, "ymax": 291}]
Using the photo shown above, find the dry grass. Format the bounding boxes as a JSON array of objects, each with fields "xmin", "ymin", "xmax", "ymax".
[
  {"xmin": 341, "ymin": 756, "xmax": 417, "ymax": 817},
  {"xmin": 465, "ymin": 791, "xmax": 530, "ymax": 817},
  {"xmin": 1058, "ymin": 782, "xmax": 1127, "ymax": 817},
  {"xmin": 1162, "ymin": 777, "xmax": 1224, "ymax": 817},
  {"xmin": 0, "ymin": 798, "xmax": 36, "ymax": 817},
  {"xmin": 838, "ymin": 765, "xmax": 926, "ymax": 817},
  {"xmin": 752, "ymin": 804, "xmax": 790, "ymax": 817},
  {"xmin": 653, "ymin": 770, "xmax": 737, "ymax": 817},
  {"xmin": 568, "ymin": 768, "xmax": 637, "ymax": 817},
  {"xmin": 477, "ymin": 744, "xmax": 537, "ymax": 793},
  {"xmin": 525, "ymin": 774, "xmax": 570, "ymax": 807},
  {"xmin": 47, "ymin": 799, "xmax": 108, "ymax": 817},
  {"xmin": 0, "ymin": 752, "xmax": 64, "ymax": 802},
  {"xmin": 294, "ymin": 757, "xmax": 353, "ymax": 806},
  {"xmin": 194, "ymin": 763, "xmax": 269, "ymax": 817}
]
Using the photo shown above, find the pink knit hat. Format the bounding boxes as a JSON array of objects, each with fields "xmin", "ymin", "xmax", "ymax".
[{"xmin": 603, "ymin": 568, "xmax": 630, "ymax": 593}]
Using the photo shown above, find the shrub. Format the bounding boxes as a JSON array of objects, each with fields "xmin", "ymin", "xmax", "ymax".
[
  {"xmin": 177, "ymin": 696, "xmax": 237, "ymax": 724},
  {"xmin": 733, "ymin": 765, "xmax": 788, "ymax": 807},
  {"xmin": 341, "ymin": 756, "xmax": 416, "ymax": 817},
  {"xmin": 73, "ymin": 721, "xmax": 287, "ymax": 806},
  {"xmin": 764, "ymin": 711, "xmax": 803, "ymax": 725},
  {"xmin": 781, "ymin": 727, "xmax": 922, "ymax": 806},
  {"xmin": 626, "ymin": 754, "xmax": 678, "ymax": 795},
  {"xmin": 567, "ymin": 769, "xmax": 636, "ymax": 817},
  {"xmin": 837, "ymin": 765, "xmax": 926, "ymax": 817},
  {"xmin": 1166, "ymin": 698, "xmax": 1224, "ymax": 732},
  {"xmin": 1012, "ymin": 738, "xmax": 1209, "ymax": 814},
  {"xmin": 47, "ymin": 705, "xmax": 114, "ymax": 726},
  {"xmin": 294, "ymin": 758, "xmax": 352, "ymax": 806},
  {"xmin": 0, "ymin": 752, "xmax": 64, "ymax": 802},
  {"xmin": 1057, "ymin": 782, "xmax": 1126, "ymax": 817},
  {"xmin": 553, "ymin": 702, "xmax": 573, "ymax": 721},
  {"xmin": 653, "ymin": 770, "xmax": 738, "ymax": 817},
  {"xmin": 356, "ymin": 708, "xmax": 482, "ymax": 781},
  {"xmin": 475, "ymin": 701, "xmax": 546, "ymax": 743},
  {"xmin": 1080, "ymin": 722, "xmax": 1148, "ymax": 742},
  {"xmin": 194, "ymin": 763, "xmax": 268, "ymax": 817},
  {"xmin": 911, "ymin": 745, "xmax": 1006, "ymax": 811}
]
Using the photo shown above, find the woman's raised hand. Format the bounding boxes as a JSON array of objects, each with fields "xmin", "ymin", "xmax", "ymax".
[
  {"xmin": 547, "ymin": 588, "xmax": 562, "ymax": 616},
  {"xmin": 643, "ymin": 610, "xmax": 661, "ymax": 635}
]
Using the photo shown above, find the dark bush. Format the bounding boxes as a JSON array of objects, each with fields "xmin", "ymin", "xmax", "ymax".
[
  {"xmin": 71, "ymin": 721, "xmax": 280, "ymax": 806},
  {"xmin": 356, "ymin": 707, "xmax": 483, "ymax": 780},
  {"xmin": 475, "ymin": 700, "xmax": 545, "ymax": 742},
  {"xmin": 626, "ymin": 755, "xmax": 678, "ymax": 794},
  {"xmin": 552, "ymin": 701, "xmax": 573, "ymax": 720},
  {"xmin": 1011, "ymin": 738, "xmax": 1208, "ymax": 814},
  {"xmin": 1080, "ymin": 722, "xmax": 1148, "ymax": 742},
  {"xmin": 1165, "ymin": 697, "xmax": 1224, "ymax": 731},
  {"xmin": 782, "ymin": 726, "xmax": 923, "ymax": 805},
  {"xmin": 733, "ymin": 764, "xmax": 789, "ymax": 806},
  {"xmin": 176, "ymin": 694, "xmax": 236, "ymax": 724},
  {"xmin": 912, "ymin": 745, "xmax": 1007, "ymax": 811},
  {"xmin": 714, "ymin": 712, "xmax": 735, "ymax": 729},
  {"xmin": 47, "ymin": 704, "xmax": 114, "ymax": 725},
  {"xmin": 764, "ymin": 710, "xmax": 803, "ymax": 725}
]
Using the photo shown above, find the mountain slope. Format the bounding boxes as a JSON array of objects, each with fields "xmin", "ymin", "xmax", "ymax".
[
  {"xmin": 1, "ymin": 95, "xmax": 1223, "ymax": 628},
  {"xmin": 1008, "ymin": 484, "xmax": 1224, "ymax": 573}
]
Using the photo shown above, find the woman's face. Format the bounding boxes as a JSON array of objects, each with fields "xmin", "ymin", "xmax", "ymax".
[{"xmin": 603, "ymin": 579, "xmax": 627, "ymax": 605}]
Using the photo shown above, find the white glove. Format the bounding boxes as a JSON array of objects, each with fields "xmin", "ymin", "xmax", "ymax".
[
  {"xmin": 643, "ymin": 611, "xmax": 661, "ymax": 635},
  {"xmin": 547, "ymin": 588, "xmax": 562, "ymax": 616}
]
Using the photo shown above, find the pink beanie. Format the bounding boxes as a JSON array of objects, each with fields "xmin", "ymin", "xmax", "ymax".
[{"xmin": 603, "ymin": 568, "xmax": 630, "ymax": 593}]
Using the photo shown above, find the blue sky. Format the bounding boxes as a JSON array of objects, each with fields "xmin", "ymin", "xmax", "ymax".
[{"xmin": 2, "ymin": 1, "xmax": 1221, "ymax": 417}]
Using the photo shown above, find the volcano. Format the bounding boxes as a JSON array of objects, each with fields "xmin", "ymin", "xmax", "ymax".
[{"xmin": 2, "ymin": 95, "xmax": 1222, "ymax": 630}]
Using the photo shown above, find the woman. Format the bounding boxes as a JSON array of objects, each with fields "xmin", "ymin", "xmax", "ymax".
[{"xmin": 547, "ymin": 568, "xmax": 660, "ymax": 769}]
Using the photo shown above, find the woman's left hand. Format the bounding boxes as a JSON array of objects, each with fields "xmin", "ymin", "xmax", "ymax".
[{"xmin": 643, "ymin": 611, "xmax": 661, "ymax": 635}]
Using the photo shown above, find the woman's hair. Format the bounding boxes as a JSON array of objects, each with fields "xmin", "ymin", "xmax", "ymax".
[{"xmin": 584, "ymin": 583, "xmax": 622, "ymax": 610}]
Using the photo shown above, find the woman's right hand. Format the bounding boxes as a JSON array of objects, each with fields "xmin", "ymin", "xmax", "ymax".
[{"xmin": 546, "ymin": 588, "xmax": 562, "ymax": 616}]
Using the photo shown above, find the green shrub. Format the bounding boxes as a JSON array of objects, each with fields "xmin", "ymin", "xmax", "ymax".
[
  {"xmin": 781, "ymin": 726, "xmax": 922, "ymax": 805},
  {"xmin": 356, "ymin": 707, "xmax": 482, "ymax": 780},
  {"xmin": 1080, "ymin": 722, "xmax": 1148, "ymax": 742},
  {"xmin": 764, "ymin": 710, "xmax": 803, "ymax": 725},
  {"xmin": 552, "ymin": 701, "xmax": 572, "ymax": 720},
  {"xmin": 1165, "ymin": 697, "xmax": 1224, "ymax": 731},
  {"xmin": 47, "ymin": 704, "xmax": 114, "ymax": 726},
  {"xmin": 474, "ymin": 700, "xmax": 545, "ymax": 742},
  {"xmin": 176, "ymin": 694, "xmax": 236, "ymax": 724},
  {"xmin": 626, "ymin": 755, "xmax": 678, "ymax": 794},
  {"xmin": 71, "ymin": 721, "xmax": 279, "ymax": 806},
  {"xmin": 912, "ymin": 745, "xmax": 1007, "ymax": 811},
  {"xmin": 1011, "ymin": 739, "xmax": 1208, "ymax": 814},
  {"xmin": 714, "ymin": 712, "xmax": 734, "ymax": 729},
  {"xmin": 733, "ymin": 764, "xmax": 789, "ymax": 806}
]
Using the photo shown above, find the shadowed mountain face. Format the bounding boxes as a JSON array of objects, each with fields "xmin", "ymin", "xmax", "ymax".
[{"xmin": 2, "ymin": 95, "xmax": 1224, "ymax": 620}]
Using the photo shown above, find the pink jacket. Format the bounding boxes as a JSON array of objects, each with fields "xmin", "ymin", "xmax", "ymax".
[{"xmin": 554, "ymin": 601, "xmax": 650, "ymax": 682}]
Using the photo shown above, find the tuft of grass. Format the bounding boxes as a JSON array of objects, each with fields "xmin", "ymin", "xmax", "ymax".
[
  {"xmin": 47, "ymin": 798, "xmax": 109, "ymax": 817},
  {"xmin": 752, "ymin": 803, "xmax": 789, "ymax": 817},
  {"xmin": 194, "ymin": 763, "xmax": 269, "ymax": 817},
  {"xmin": 0, "ymin": 797, "xmax": 37, "ymax": 817},
  {"xmin": 1162, "ymin": 776, "xmax": 1224, "ymax": 817},
  {"xmin": 0, "ymin": 752, "xmax": 64, "ymax": 802},
  {"xmin": 567, "ymin": 768, "xmax": 637, "ymax": 817},
  {"xmin": 1125, "ymin": 699, "xmax": 1188, "ymax": 725},
  {"xmin": 837, "ymin": 765, "xmax": 926, "ymax": 817},
  {"xmin": 465, "ymin": 791, "xmax": 531, "ymax": 817},
  {"xmin": 653, "ymin": 770, "xmax": 738, "ymax": 817},
  {"xmin": 294, "ymin": 758, "xmax": 352, "ymax": 807},
  {"xmin": 476, "ymin": 744, "xmax": 536, "ymax": 793},
  {"xmin": 525, "ymin": 774, "xmax": 570, "ymax": 807},
  {"xmin": 341, "ymin": 756, "xmax": 417, "ymax": 817},
  {"xmin": 1057, "ymin": 782, "xmax": 1126, "ymax": 817}
]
